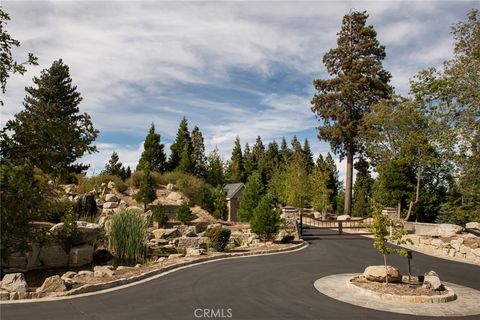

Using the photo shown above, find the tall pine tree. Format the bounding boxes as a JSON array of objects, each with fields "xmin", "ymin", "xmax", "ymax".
[
  {"xmin": 311, "ymin": 11, "xmax": 392, "ymax": 214},
  {"xmin": 1, "ymin": 59, "xmax": 98, "ymax": 178},
  {"xmin": 136, "ymin": 123, "xmax": 167, "ymax": 173},
  {"xmin": 227, "ymin": 137, "xmax": 245, "ymax": 183},
  {"xmin": 205, "ymin": 147, "xmax": 225, "ymax": 187},
  {"xmin": 352, "ymin": 158, "xmax": 374, "ymax": 217},
  {"xmin": 303, "ymin": 138, "xmax": 315, "ymax": 174},
  {"xmin": 191, "ymin": 126, "xmax": 206, "ymax": 177},
  {"xmin": 103, "ymin": 152, "xmax": 123, "ymax": 176},
  {"xmin": 168, "ymin": 117, "xmax": 191, "ymax": 171},
  {"xmin": 243, "ymin": 143, "xmax": 255, "ymax": 178},
  {"xmin": 280, "ymin": 137, "xmax": 291, "ymax": 164}
]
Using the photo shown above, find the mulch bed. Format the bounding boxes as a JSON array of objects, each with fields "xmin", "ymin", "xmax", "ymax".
[{"xmin": 351, "ymin": 276, "xmax": 447, "ymax": 296}]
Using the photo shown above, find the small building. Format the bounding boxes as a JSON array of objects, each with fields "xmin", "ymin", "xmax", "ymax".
[{"xmin": 224, "ymin": 183, "xmax": 245, "ymax": 222}]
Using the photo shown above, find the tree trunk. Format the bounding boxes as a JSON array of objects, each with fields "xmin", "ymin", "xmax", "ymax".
[
  {"xmin": 397, "ymin": 199, "xmax": 402, "ymax": 220},
  {"xmin": 344, "ymin": 147, "xmax": 353, "ymax": 215},
  {"xmin": 405, "ymin": 168, "xmax": 421, "ymax": 222}
]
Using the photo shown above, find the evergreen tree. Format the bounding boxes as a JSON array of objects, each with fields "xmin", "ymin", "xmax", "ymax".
[
  {"xmin": 205, "ymin": 147, "xmax": 225, "ymax": 187},
  {"xmin": 263, "ymin": 140, "xmax": 280, "ymax": 184},
  {"xmin": 0, "ymin": 8, "xmax": 38, "ymax": 106},
  {"xmin": 125, "ymin": 166, "xmax": 132, "ymax": 179},
  {"xmin": 238, "ymin": 171, "xmax": 264, "ymax": 222},
  {"xmin": 168, "ymin": 117, "xmax": 191, "ymax": 170},
  {"xmin": 303, "ymin": 138, "xmax": 315, "ymax": 174},
  {"xmin": 135, "ymin": 168, "xmax": 157, "ymax": 212},
  {"xmin": 280, "ymin": 137, "xmax": 291, "ymax": 164},
  {"xmin": 250, "ymin": 195, "xmax": 282, "ymax": 243},
  {"xmin": 291, "ymin": 136, "xmax": 303, "ymax": 162},
  {"xmin": 1, "ymin": 59, "xmax": 98, "ymax": 178},
  {"xmin": 317, "ymin": 153, "xmax": 341, "ymax": 212},
  {"xmin": 176, "ymin": 202, "xmax": 194, "ymax": 224},
  {"xmin": 311, "ymin": 11, "xmax": 392, "ymax": 215},
  {"xmin": 310, "ymin": 166, "xmax": 332, "ymax": 217},
  {"xmin": 137, "ymin": 123, "xmax": 167, "ymax": 173},
  {"xmin": 103, "ymin": 152, "xmax": 122, "ymax": 176},
  {"xmin": 227, "ymin": 137, "xmax": 245, "ymax": 183},
  {"xmin": 191, "ymin": 126, "xmax": 206, "ymax": 178},
  {"xmin": 177, "ymin": 142, "xmax": 194, "ymax": 174},
  {"xmin": 212, "ymin": 186, "xmax": 228, "ymax": 219},
  {"xmin": 252, "ymin": 136, "xmax": 265, "ymax": 170},
  {"xmin": 352, "ymin": 158, "xmax": 374, "ymax": 217},
  {"xmin": 243, "ymin": 143, "xmax": 255, "ymax": 178}
]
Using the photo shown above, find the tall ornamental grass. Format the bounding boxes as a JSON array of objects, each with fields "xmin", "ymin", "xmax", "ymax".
[{"xmin": 108, "ymin": 208, "xmax": 147, "ymax": 264}]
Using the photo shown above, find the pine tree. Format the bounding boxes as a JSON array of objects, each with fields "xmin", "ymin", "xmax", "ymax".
[
  {"xmin": 177, "ymin": 142, "xmax": 194, "ymax": 174},
  {"xmin": 205, "ymin": 147, "xmax": 225, "ymax": 187},
  {"xmin": 103, "ymin": 152, "xmax": 123, "ymax": 176},
  {"xmin": 168, "ymin": 117, "xmax": 191, "ymax": 171},
  {"xmin": 280, "ymin": 137, "xmax": 291, "ymax": 164},
  {"xmin": 243, "ymin": 143, "xmax": 255, "ymax": 178},
  {"xmin": 303, "ymin": 138, "xmax": 315, "ymax": 174},
  {"xmin": 238, "ymin": 171, "xmax": 264, "ymax": 222},
  {"xmin": 352, "ymin": 158, "xmax": 374, "ymax": 217},
  {"xmin": 311, "ymin": 11, "xmax": 392, "ymax": 215},
  {"xmin": 263, "ymin": 140, "xmax": 280, "ymax": 184},
  {"xmin": 250, "ymin": 195, "xmax": 282, "ymax": 243},
  {"xmin": 227, "ymin": 137, "xmax": 245, "ymax": 183},
  {"xmin": 1, "ymin": 59, "xmax": 98, "ymax": 178},
  {"xmin": 135, "ymin": 168, "xmax": 157, "ymax": 212},
  {"xmin": 310, "ymin": 166, "xmax": 332, "ymax": 217},
  {"xmin": 317, "ymin": 153, "xmax": 341, "ymax": 213},
  {"xmin": 176, "ymin": 202, "xmax": 194, "ymax": 224},
  {"xmin": 136, "ymin": 123, "xmax": 167, "ymax": 173},
  {"xmin": 291, "ymin": 136, "xmax": 303, "ymax": 162},
  {"xmin": 252, "ymin": 136, "xmax": 265, "ymax": 170},
  {"xmin": 191, "ymin": 126, "xmax": 206, "ymax": 178}
]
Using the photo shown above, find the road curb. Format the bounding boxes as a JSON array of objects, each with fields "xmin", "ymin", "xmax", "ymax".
[{"xmin": 1, "ymin": 241, "xmax": 307, "ymax": 304}]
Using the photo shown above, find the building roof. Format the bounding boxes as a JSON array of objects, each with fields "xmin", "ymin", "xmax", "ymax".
[{"xmin": 224, "ymin": 183, "xmax": 245, "ymax": 200}]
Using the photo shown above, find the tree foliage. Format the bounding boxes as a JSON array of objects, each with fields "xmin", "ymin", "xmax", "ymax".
[
  {"xmin": 191, "ymin": 126, "xmax": 206, "ymax": 178},
  {"xmin": 137, "ymin": 123, "xmax": 167, "ymax": 173},
  {"xmin": 227, "ymin": 137, "xmax": 245, "ymax": 183},
  {"xmin": 0, "ymin": 8, "xmax": 38, "ymax": 106},
  {"xmin": 250, "ymin": 196, "xmax": 282, "ymax": 242},
  {"xmin": 238, "ymin": 171, "xmax": 264, "ymax": 222},
  {"xmin": 1, "ymin": 59, "xmax": 98, "ymax": 179},
  {"xmin": 169, "ymin": 117, "xmax": 192, "ymax": 171},
  {"xmin": 205, "ymin": 147, "xmax": 225, "ymax": 187},
  {"xmin": 311, "ymin": 10, "xmax": 392, "ymax": 214},
  {"xmin": 352, "ymin": 158, "xmax": 374, "ymax": 217},
  {"xmin": 103, "ymin": 152, "xmax": 123, "ymax": 177},
  {"xmin": 176, "ymin": 202, "xmax": 194, "ymax": 224},
  {"xmin": 135, "ymin": 168, "xmax": 157, "ymax": 211}
]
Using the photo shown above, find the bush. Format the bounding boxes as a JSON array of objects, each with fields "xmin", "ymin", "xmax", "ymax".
[
  {"xmin": 57, "ymin": 207, "xmax": 79, "ymax": 247},
  {"xmin": 194, "ymin": 184, "xmax": 214, "ymax": 211},
  {"xmin": 205, "ymin": 226, "xmax": 231, "ymax": 252},
  {"xmin": 152, "ymin": 205, "xmax": 168, "ymax": 227},
  {"xmin": 108, "ymin": 208, "xmax": 147, "ymax": 265},
  {"xmin": 176, "ymin": 202, "xmax": 194, "ymax": 224},
  {"xmin": 76, "ymin": 174, "xmax": 127, "ymax": 194},
  {"xmin": 127, "ymin": 170, "xmax": 163, "ymax": 188},
  {"xmin": 44, "ymin": 199, "xmax": 78, "ymax": 223},
  {"xmin": 250, "ymin": 196, "xmax": 282, "ymax": 242}
]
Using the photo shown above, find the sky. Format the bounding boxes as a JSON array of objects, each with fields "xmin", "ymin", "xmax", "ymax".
[{"xmin": 1, "ymin": 0, "xmax": 478, "ymax": 183}]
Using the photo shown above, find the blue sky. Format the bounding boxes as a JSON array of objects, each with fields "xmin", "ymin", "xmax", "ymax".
[{"xmin": 2, "ymin": 1, "xmax": 478, "ymax": 182}]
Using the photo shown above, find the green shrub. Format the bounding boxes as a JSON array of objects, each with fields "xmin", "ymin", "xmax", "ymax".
[
  {"xmin": 57, "ymin": 207, "xmax": 79, "ymax": 247},
  {"xmin": 205, "ymin": 226, "xmax": 231, "ymax": 252},
  {"xmin": 194, "ymin": 184, "xmax": 214, "ymax": 211},
  {"xmin": 250, "ymin": 196, "xmax": 282, "ymax": 242},
  {"xmin": 108, "ymin": 208, "xmax": 147, "ymax": 265},
  {"xmin": 152, "ymin": 204, "xmax": 168, "ymax": 227},
  {"xmin": 128, "ymin": 170, "xmax": 163, "ymax": 188},
  {"xmin": 76, "ymin": 174, "xmax": 127, "ymax": 194},
  {"xmin": 176, "ymin": 202, "xmax": 194, "ymax": 224},
  {"xmin": 44, "ymin": 199, "xmax": 78, "ymax": 223}
]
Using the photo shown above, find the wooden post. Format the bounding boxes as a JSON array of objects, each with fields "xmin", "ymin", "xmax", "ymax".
[{"xmin": 338, "ymin": 221, "xmax": 343, "ymax": 235}]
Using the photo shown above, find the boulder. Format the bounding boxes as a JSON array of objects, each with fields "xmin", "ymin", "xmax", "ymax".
[
  {"xmin": 103, "ymin": 202, "xmax": 118, "ymax": 209},
  {"xmin": 428, "ymin": 224, "xmax": 463, "ymax": 237},
  {"xmin": 69, "ymin": 244, "xmax": 94, "ymax": 267},
  {"xmin": 124, "ymin": 188, "xmax": 135, "ymax": 197},
  {"xmin": 118, "ymin": 200, "xmax": 127, "ymax": 210},
  {"xmin": 166, "ymin": 183, "xmax": 175, "ymax": 191},
  {"xmin": 0, "ymin": 290, "xmax": 10, "ymax": 300},
  {"xmin": 6, "ymin": 255, "xmax": 27, "ymax": 269},
  {"xmin": 174, "ymin": 237, "xmax": 208, "ymax": 249},
  {"xmin": 313, "ymin": 212, "xmax": 322, "ymax": 219},
  {"xmin": 422, "ymin": 271, "xmax": 444, "ymax": 291},
  {"xmin": 39, "ymin": 244, "xmax": 69, "ymax": 268},
  {"xmin": 61, "ymin": 271, "xmax": 77, "ymax": 281},
  {"xmin": 76, "ymin": 193, "xmax": 97, "ymax": 217},
  {"xmin": 337, "ymin": 215, "xmax": 351, "ymax": 221},
  {"xmin": 1, "ymin": 273, "xmax": 28, "ymax": 293},
  {"xmin": 78, "ymin": 270, "xmax": 94, "ymax": 276},
  {"xmin": 38, "ymin": 275, "xmax": 67, "ymax": 293},
  {"xmin": 107, "ymin": 181, "xmax": 116, "ymax": 189},
  {"xmin": 96, "ymin": 199, "xmax": 104, "ymax": 207},
  {"xmin": 186, "ymin": 248, "xmax": 205, "ymax": 257},
  {"xmin": 147, "ymin": 244, "xmax": 178, "ymax": 256},
  {"xmin": 166, "ymin": 192, "xmax": 182, "ymax": 201},
  {"xmin": 168, "ymin": 254, "xmax": 184, "ymax": 260},
  {"xmin": 466, "ymin": 222, "xmax": 480, "ymax": 230},
  {"xmin": 363, "ymin": 265, "xmax": 402, "ymax": 283},
  {"xmin": 94, "ymin": 265, "xmax": 115, "ymax": 277},
  {"xmin": 75, "ymin": 221, "xmax": 101, "ymax": 245},
  {"xmin": 156, "ymin": 257, "xmax": 167, "ymax": 263},
  {"xmin": 152, "ymin": 228, "xmax": 181, "ymax": 240},
  {"xmin": 450, "ymin": 238, "xmax": 464, "ymax": 251},
  {"xmin": 104, "ymin": 193, "xmax": 118, "ymax": 202}
]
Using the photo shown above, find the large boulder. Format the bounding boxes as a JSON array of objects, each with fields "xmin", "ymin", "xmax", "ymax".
[
  {"xmin": 337, "ymin": 215, "xmax": 351, "ymax": 221},
  {"xmin": 103, "ymin": 202, "xmax": 118, "ymax": 209},
  {"xmin": 152, "ymin": 228, "xmax": 181, "ymax": 240},
  {"xmin": 39, "ymin": 244, "xmax": 69, "ymax": 268},
  {"xmin": 166, "ymin": 192, "xmax": 182, "ymax": 201},
  {"xmin": 186, "ymin": 248, "xmax": 205, "ymax": 257},
  {"xmin": 363, "ymin": 265, "xmax": 402, "ymax": 283},
  {"xmin": 466, "ymin": 222, "xmax": 480, "ymax": 230},
  {"xmin": 93, "ymin": 265, "xmax": 115, "ymax": 277},
  {"xmin": 174, "ymin": 237, "xmax": 208, "ymax": 249},
  {"xmin": 427, "ymin": 224, "xmax": 463, "ymax": 237},
  {"xmin": 104, "ymin": 193, "xmax": 118, "ymax": 203},
  {"xmin": 38, "ymin": 275, "xmax": 67, "ymax": 293},
  {"xmin": 69, "ymin": 244, "xmax": 94, "ymax": 267},
  {"xmin": 422, "ymin": 271, "xmax": 444, "ymax": 291},
  {"xmin": 166, "ymin": 183, "xmax": 175, "ymax": 191},
  {"xmin": 75, "ymin": 221, "xmax": 101, "ymax": 245},
  {"xmin": 1, "ymin": 273, "xmax": 28, "ymax": 293}
]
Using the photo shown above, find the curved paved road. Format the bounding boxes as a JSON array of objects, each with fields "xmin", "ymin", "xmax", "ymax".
[{"xmin": 2, "ymin": 234, "xmax": 480, "ymax": 320}]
